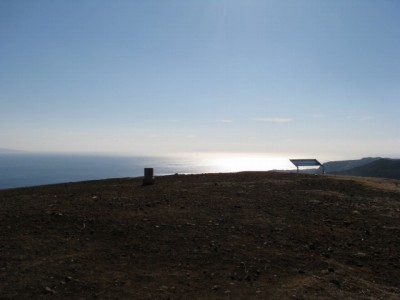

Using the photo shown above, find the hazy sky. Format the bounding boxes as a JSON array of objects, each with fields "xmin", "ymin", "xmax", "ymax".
[{"xmin": 1, "ymin": 0, "xmax": 399, "ymax": 158}]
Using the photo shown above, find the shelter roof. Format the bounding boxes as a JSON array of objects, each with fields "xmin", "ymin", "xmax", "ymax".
[{"xmin": 290, "ymin": 159, "xmax": 322, "ymax": 167}]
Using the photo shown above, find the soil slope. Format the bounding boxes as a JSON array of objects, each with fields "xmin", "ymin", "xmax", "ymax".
[{"xmin": 1, "ymin": 172, "xmax": 400, "ymax": 299}]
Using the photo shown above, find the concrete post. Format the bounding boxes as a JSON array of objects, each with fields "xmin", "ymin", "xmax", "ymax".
[{"xmin": 143, "ymin": 168, "xmax": 155, "ymax": 185}]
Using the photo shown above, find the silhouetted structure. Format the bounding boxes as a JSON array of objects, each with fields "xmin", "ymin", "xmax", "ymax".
[
  {"xmin": 143, "ymin": 168, "xmax": 155, "ymax": 185},
  {"xmin": 290, "ymin": 159, "xmax": 324, "ymax": 174}
]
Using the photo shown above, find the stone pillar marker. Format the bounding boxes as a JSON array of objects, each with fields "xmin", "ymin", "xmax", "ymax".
[{"xmin": 143, "ymin": 168, "xmax": 155, "ymax": 185}]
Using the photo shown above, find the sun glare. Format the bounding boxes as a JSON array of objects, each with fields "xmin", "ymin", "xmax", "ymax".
[{"xmin": 205, "ymin": 153, "xmax": 294, "ymax": 173}]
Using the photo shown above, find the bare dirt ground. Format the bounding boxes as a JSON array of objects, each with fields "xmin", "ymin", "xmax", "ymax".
[{"xmin": 1, "ymin": 172, "xmax": 399, "ymax": 299}]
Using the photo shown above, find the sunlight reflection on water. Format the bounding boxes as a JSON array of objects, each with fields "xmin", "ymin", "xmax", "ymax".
[{"xmin": 183, "ymin": 153, "xmax": 296, "ymax": 173}]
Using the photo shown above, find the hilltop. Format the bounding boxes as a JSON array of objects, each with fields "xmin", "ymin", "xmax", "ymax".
[{"xmin": 1, "ymin": 172, "xmax": 399, "ymax": 299}]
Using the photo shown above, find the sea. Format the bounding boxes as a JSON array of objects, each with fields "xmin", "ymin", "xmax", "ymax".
[{"xmin": 0, "ymin": 153, "xmax": 295, "ymax": 189}]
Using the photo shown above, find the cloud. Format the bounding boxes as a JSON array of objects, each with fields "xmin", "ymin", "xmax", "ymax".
[
  {"xmin": 346, "ymin": 116, "xmax": 373, "ymax": 122},
  {"xmin": 252, "ymin": 117, "xmax": 293, "ymax": 123},
  {"xmin": 360, "ymin": 116, "xmax": 373, "ymax": 122},
  {"xmin": 217, "ymin": 119, "xmax": 233, "ymax": 123},
  {"xmin": 311, "ymin": 114, "xmax": 324, "ymax": 119}
]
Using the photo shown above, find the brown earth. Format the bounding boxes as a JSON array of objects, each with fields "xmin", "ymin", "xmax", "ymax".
[{"xmin": 1, "ymin": 172, "xmax": 400, "ymax": 299}]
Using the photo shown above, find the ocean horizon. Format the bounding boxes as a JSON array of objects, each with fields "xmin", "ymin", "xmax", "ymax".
[{"xmin": 0, "ymin": 152, "xmax": 299, "ymax": 189}]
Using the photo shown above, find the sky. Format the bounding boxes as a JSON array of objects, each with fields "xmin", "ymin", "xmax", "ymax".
[{"xmin": 0, "ymin": 0, "xmax": 399, "ymax": 159}]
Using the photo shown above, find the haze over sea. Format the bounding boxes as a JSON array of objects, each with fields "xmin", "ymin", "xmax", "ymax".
[{"xmin": 0, "ymin": 153, "xmax": 300, "ymax": 189}]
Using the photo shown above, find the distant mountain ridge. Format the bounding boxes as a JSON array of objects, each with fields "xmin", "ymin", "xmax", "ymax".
[
  {"xmin": 331, "ymin": 158, "xmax": 400, "ymax": 180},
  {"xmin": 321, "ymin": 157, "xmax": 381, "ymax": 173},
  {"xmin": 293, "ymin": 157, "xmax": 400, "ymax": 180}
]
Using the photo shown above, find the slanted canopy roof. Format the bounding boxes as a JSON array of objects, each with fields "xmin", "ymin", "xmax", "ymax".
[{"xmin": 290, "ymin": 159, "xmax": 322, "ymax": 167}]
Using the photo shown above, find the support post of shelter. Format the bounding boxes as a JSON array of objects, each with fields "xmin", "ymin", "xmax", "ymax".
[{"xmin": 143, "ymin": 168, "xmax": 155, "ymax": 186}]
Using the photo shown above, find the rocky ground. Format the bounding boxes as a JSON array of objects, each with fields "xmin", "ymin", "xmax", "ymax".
[{"xmin": 0, "ymin": 172, "xmax": 399, "ymax": 299}]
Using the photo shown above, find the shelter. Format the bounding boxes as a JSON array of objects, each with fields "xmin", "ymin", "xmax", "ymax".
[{"xmin": 290, "ymin": 159, "xmax": 325, "ymax": 174}]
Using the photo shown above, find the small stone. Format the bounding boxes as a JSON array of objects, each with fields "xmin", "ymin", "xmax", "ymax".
[
  {"xmin": 331, "ymin": 279, "xmax": 340, "ymax": 286},
  {"xmin": 352, "ymin": 252, "xmax": 367, "ymax": 258},
  {"xmin": 212, "ymin": 285, "xmax": 220, "ymax": 291},
  {"xmin": 43, "ymin": 287, "xmax": 56, "ymax": 294},
  {"xmin": 343, "ymin": 221, "xmax": 352, "ymax": 227}
]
